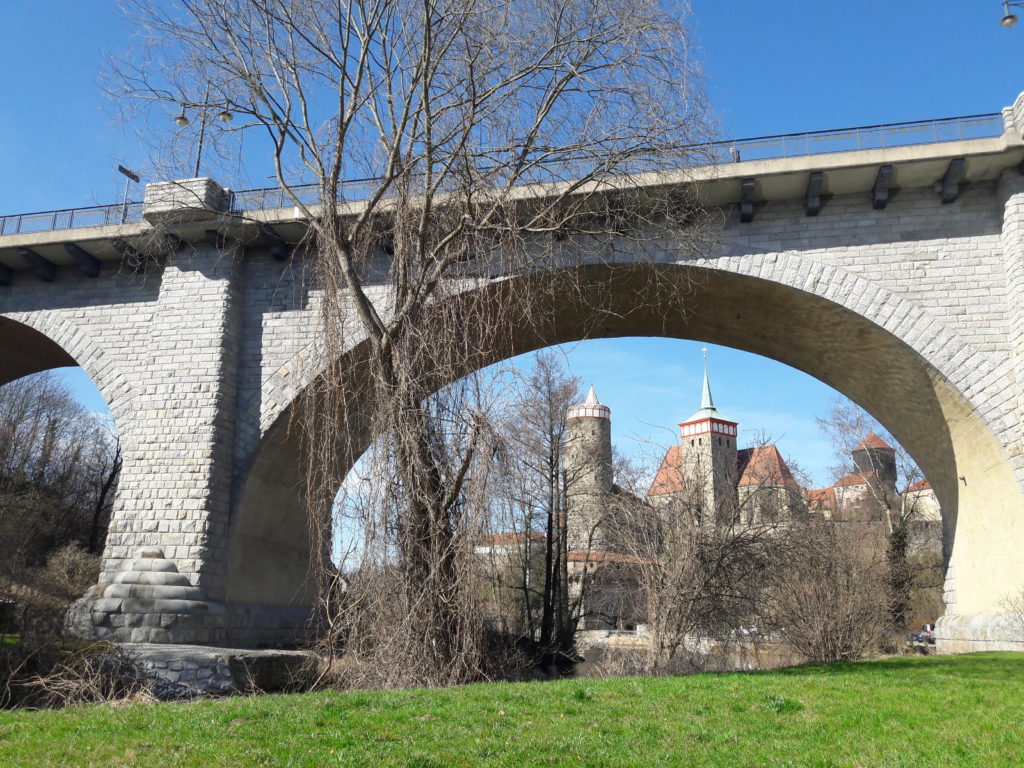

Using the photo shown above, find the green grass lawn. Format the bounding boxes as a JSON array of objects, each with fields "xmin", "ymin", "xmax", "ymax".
[{"xmin": 1, "ymin": 653, "xmax": 1022, "ymax": 768}]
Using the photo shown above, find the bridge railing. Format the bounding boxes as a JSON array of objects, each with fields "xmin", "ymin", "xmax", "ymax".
[
  {"xmin": 717, "ymin": 114, "xmax": 1004, "ymax": 163},
  {"xmin": 0, "ymin": 113, "xmax": 1005, "ymax": 236},
  {"xmin": 0, "ymin": 202, "xmax": 145, "ymax": 237}
]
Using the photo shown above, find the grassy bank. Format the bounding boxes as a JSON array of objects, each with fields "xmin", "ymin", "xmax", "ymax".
[{"xmin": 1, "ymin": 653, "xmax": 1022, "ymax": 767}]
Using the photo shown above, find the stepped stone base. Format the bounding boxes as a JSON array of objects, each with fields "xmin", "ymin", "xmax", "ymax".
[
  {"xmin": 67, "ymin": 548, "xmax": 225, "ymax": 644},
  {"xmin": 124, "ymin": 643, "xmax": 314, "ymax": 696},
  {"xmin": 935, "ymin": 613, "xmax": 1024, "ymax": 654},
  {"xmin": 67, "ymin": 547, "xmax": 312, "ymax": 646}
]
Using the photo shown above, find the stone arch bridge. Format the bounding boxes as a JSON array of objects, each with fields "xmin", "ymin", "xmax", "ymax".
[{"xmin": 3, "ymin": 93, "xmax": 1024, "ymax": 653}]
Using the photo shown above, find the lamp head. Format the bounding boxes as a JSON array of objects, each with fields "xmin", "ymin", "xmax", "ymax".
[
  {"xmin": 216, "ymin": 109, "xmax": 234, "ymax": 123},
  {"xmin": 174, "ymin": 111, "xmax": 191, "ymax": 127},
  {"xmin": 1003, "ymin": 1, "xmax": 1020, "ymax": 26}
]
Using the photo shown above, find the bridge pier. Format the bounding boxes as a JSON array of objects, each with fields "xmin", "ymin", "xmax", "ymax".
[
  {"xmin": 933, "ymin": 164, "xmax": 1024, "ymax": 654},
  {"xmin": 70, "ymin": 247, "xmax": 245, "ymax": 644}
]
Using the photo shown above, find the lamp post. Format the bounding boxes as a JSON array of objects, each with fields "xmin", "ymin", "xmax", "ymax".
[
  {"xmin": 117, "ymin": 165, "xmax": 140, "ymax": 224},
  {"xmin": 1001, "ymin": 1, "xmax": 1024, "ymax": 27},
  {"xmin": 173, "ymin": 86, "xmax": 235, "ymax": 177}
]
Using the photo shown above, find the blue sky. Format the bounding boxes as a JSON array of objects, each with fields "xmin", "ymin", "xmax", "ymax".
[{"xmin": 3, "ymin": 1, "xmax": 1022, "ymax": 486}]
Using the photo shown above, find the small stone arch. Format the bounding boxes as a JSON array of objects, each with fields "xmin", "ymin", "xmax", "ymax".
[{"xmin": 0, "ymin": 311, "xmax": 138, "ymax": 434}]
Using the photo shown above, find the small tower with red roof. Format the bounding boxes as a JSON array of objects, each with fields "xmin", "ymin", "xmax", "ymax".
[{"xmin": 852, "ymin": 432, "xmax": 898, "ymax": 492}]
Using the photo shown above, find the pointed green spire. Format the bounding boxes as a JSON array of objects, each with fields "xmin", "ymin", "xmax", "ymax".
[
  {"xmin": 682, "ymin": 347, "xmax": 735, "ymax": 425},
  {"xmin": 700, "ymin": 347, "xmax": 715, "ymax": 411}
]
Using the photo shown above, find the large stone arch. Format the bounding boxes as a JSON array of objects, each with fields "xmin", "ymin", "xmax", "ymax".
[{"xmin": 227, "ymin": 256, "xmax": 1024, "ymax": 646}]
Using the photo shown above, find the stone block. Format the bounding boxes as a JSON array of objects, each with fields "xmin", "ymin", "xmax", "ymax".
[
  {"xmin": 143, "ymin": 179, "xmax": 229, "ymax": 224},
  {"xmin": 113, "ymin": 570, "xmax": 192, "ymax": 587}
]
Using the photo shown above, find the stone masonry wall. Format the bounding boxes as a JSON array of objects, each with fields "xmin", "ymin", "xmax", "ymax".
[{"xmin": 100, "ymin": 247, "xmax": 242, "ymax": 602}]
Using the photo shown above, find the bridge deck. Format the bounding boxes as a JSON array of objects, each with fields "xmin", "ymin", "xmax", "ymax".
[{"xmin": 0, "ymin": 111, "xmax": 1021, "ymax": 277}]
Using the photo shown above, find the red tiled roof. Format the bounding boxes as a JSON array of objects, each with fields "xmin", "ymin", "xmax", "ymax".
[
  {"xmin": 855, "ymin": 432, "xmax": 894, "ymax": 451},
  {"xmin": 567, "ymin": 550, "xmax": 657, "ymax": 565},
  {"xmin": 476, "ymin": 532, "xmax": 545, "ymax": 546},
  {"xmin": 737, "ymin": 445, "xmax": 799, "ymax": 488},
  {"xmin": 807, "ymin": 487, "xmax": 837, "ymax": 510},
  {"xmin": 648, "ymin": 444, "xmax": 686, "ymax": 496},
  {"xmin": 833, "ymin": 471, "xmax": 873, "ymax": 488},
  {"xmin": 906, "ymin": 478, "xmax": 932, "ymax": 493}
]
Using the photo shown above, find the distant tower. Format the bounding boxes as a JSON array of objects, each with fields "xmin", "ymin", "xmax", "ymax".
[
  {"xmin": 565, "ymin": 385, "xmax": 613, "ymax": 552},
  {"xmin": 678, "ymin": 349, "xmax": 738, "ymax": 523},
  {"xmin": 852, "ymin": 432, "xmax": 898, "ymax": 491}
]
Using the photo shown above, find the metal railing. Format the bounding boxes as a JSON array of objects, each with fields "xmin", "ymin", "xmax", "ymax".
[
  {"xmin": 715, "ymin": 113, "xmax": 1003, "ymax": 163},
  {"xmin": 0, "ymin": 202, "xmax": 145, "ymax": 237},
  {"xmin": 0, "ymin": 113, "xmax": 1005, "ymax": 238}
]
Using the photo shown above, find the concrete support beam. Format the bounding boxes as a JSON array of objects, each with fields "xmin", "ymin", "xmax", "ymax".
[
  {"xmin": 19, "ymin": 247, "xmax": 56, "ymax": 282},
  {"xmin": 739, "ymin": 178, "xmax": 756, "ymax": 223},
  {"xmin": 258, "ymin": 224, "xmax": 292, "ymax": 261},
  {"xmin": 872, "ymin": 165, "xmax": 894, "ymax": 210},
  {"xmin": 64, "ymin": 243, "xmax": 101, "ymax": 278},
  {"xmin": 940, "ymin": 158, "xmax": 966, "ymax": 204},
  {"xmin": 805, "ymin": 171, "xmax": 825, "ymax": 216}
]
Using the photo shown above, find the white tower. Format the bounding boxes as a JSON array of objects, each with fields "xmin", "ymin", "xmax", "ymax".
[
  {"xmin": 678, "ymin": 350, "xmax": 738, "ymax": 523},
  {"xmin": 564, "ymin": 385, "xmax": 613, "ymax": 552}
]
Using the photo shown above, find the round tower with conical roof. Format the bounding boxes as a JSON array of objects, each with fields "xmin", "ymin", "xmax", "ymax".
[
  {"xmin": 564, "ymin": 385, "xmax": 613, "ymax": 552},
  {"xmin": 852, "ymin": 432, "xmax": 898, "ymax": 491}
]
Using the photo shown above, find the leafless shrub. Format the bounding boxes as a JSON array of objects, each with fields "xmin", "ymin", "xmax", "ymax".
[
  {"xmin": 1, "ymin": 544, "xmax": 101, "ymax": 641},
  {"xmin": 766, "ymin": 520, "xmax": 889, "ymax": 663},
  {"xmin": 602, "ymin": 454, "xmax": 789, "ymax": 675},
  {"xmin": 0, "ymin": 640, "xmax": 159, "ymax": 710},
  {"xmin": 999, "ymin": 588, "xmax": 1024, "ymax": 640}
]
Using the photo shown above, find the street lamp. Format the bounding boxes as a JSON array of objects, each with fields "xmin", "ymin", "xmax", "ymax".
[
  {"xmin": 172, "ymin": 87, "xmax": 235, "ymax": 176},
  {"xmin": 117, "ymin": 164, "xmax": 141, "ymax": 223},
  {"xmin": 1001, "ymin": 1, "xmax": 1024, "ymax": 27}
]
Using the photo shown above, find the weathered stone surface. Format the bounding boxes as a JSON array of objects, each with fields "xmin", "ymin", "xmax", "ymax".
[
  {"xmin": 143, "ymin": 178, "xmax": 229, "ymax": 224},
  {"xmin": 936, "ymin": 612, "xmax": 1023, "ymax": 653},
  {"xmin": 123, "ymin": 643, "xmax": 313, "ymax": 695}
]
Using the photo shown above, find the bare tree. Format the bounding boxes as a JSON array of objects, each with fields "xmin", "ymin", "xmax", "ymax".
[
  {"xmin": 816, "ymin": 396, "xmax": 943, "ymax": 632},
  {"xmin": 765, "ymin": 519, "xmax": 890, "ymax": 663},
  {"xmin": 115, "ymin": 0, "xmax": 713, "ymax": 683},
  {"xmin": 489, "ymin": 352, "xmax": 580, "ymax": 657},
  {"xmin": 0, "ymin": 373, "xmax": 120, "ymax": 572},
  {"xmin": 0, "ymin": 372, "xmax": 121, "ymax": 641}
]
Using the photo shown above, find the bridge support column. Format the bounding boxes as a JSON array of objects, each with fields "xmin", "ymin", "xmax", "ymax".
[
  {"xmin": 935, "ymin": 168, "xmax": 1024, "ymax": 654},
  {"xmin": 1001, "ymin": 167, "xmax": 1024, "ymax": 421},
  {"xmin": 69, "ymin": 247, "xmax": 243, "ymax": 644}
]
